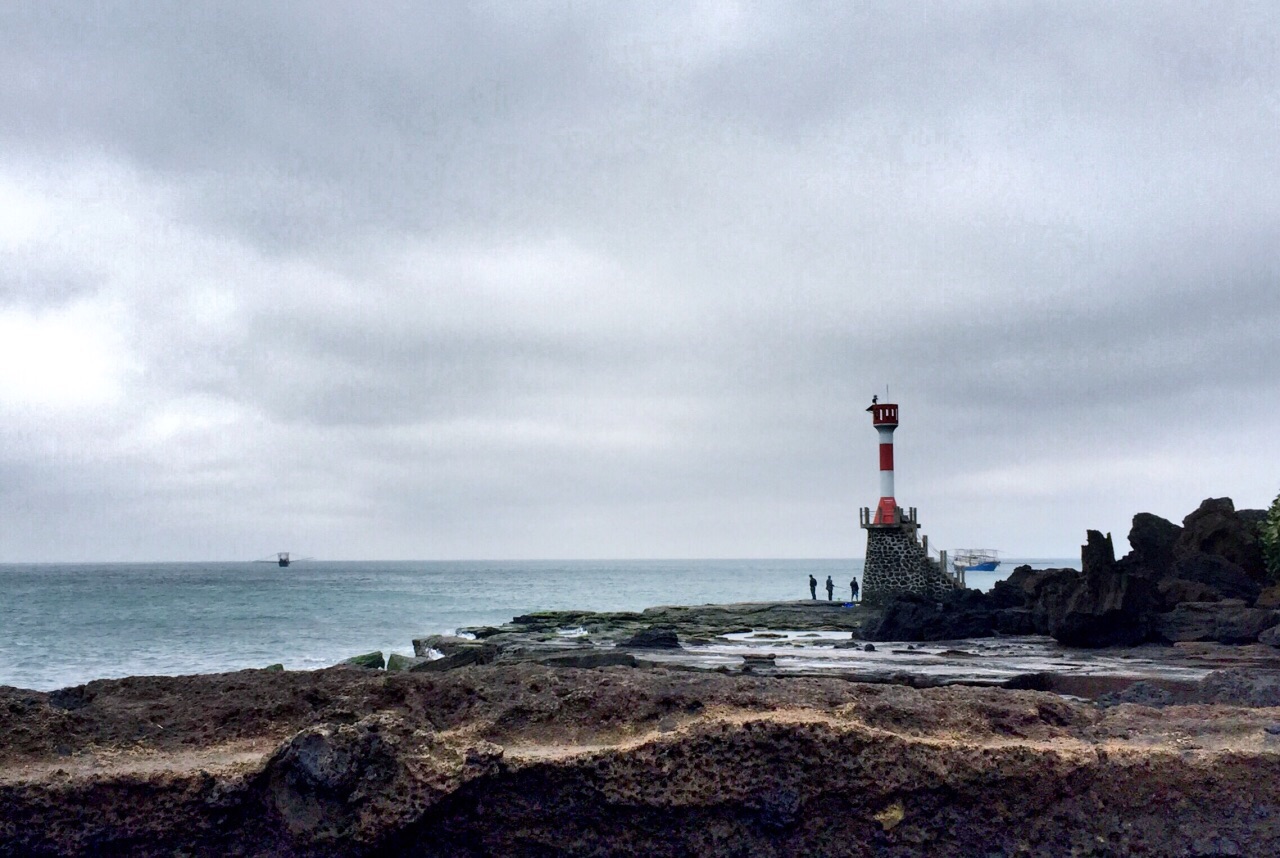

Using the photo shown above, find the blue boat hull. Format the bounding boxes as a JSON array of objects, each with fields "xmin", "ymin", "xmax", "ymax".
[{"xmin": 967, "ymin": 561, "xmax": 1000, "ymax": 572}]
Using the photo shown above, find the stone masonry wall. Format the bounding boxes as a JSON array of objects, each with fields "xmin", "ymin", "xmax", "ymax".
[{"xmin": 862, "ymin": 526, "xmax": 957, "ymax": 604}]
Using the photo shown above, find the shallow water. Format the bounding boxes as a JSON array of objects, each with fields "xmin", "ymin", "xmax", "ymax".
[
  {"xmin": 0, "ymin": 557, "xmax": 1075, "ymax": 691},
  {"xmin": 646, "ymin": 632, "xmax": 1215, "ymax": 686}
]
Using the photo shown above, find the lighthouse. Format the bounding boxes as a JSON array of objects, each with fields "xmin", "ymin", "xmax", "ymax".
[
  {"xmin": 868, "ymin": 399, "xmax": 899, "ymax": 525},
  {"xmin": 859, "ymin": 396, "xmax": 959, "ymax": 603}
]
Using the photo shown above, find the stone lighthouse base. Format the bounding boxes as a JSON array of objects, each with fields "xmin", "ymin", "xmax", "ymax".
[{"xmin": 862, "ymin": 526, "xmax": 958, "ymax": 605}]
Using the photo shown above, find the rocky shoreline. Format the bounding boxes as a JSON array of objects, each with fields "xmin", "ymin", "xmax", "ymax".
[
  {"xmin": 7, "ymin": 661, "xmax": 1280, "ymax": 856},
  {"xmin": 5, "ymin": 495, "xmax": 1280, "ymax": 855},
  {"xmin": 864, "ymin": 497, "xmax": 1277, "ymax": 647}
]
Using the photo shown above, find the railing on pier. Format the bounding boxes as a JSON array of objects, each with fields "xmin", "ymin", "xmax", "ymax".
[{"xmin": 859, "ymin": 506, "xmax": 917, "ymax": 528}]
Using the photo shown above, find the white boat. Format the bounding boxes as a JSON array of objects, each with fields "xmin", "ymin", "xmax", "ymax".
[{"xmin": 951, "ymin": 549, "xmax": 1000, "ymax": 574}]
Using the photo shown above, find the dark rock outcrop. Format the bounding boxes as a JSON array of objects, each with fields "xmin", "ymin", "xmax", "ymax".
[
  {"xmin": 408, "ymin": 645, "xmax": 497, "ymax": 672},
  {"xmin": 385, "ymin": 653, "xmax": 429, "ymax": 672},
  {"xmin": 1169, "ymin": 552, "xmax": 1262, "ymax": 604},
  {"xmin": 537, "ymin": 651, "xmax": 639, "ymax": 668},
  {"xmin": 1002, "ymin": 500, "xmax": 1273, "ymax": 648},
  {"xmin": 412, "ymin": 635, "xmax": 482, "ymax": 657},
  {"xmin": 1175, "ymin": 497, "xmax": 1266, "ymax": 580},
  {"xmin": 1042, "ymin": 531, "xmax": 1156, "ymax": 648},
  {"xmin": 1152, "ymin": 601, "xmax": 1280, "ymax": 644},
  {"xmin": 860, "ymin": 592, "xmax": 998, "ymax": 642},
  {"xmin": 1123, "ymin": 512, "xmax": 1182, "ymax": 571},
  {"xmin": 1155, "ymin": 577, "xmax": 1221, "ymax": 609},
  {"xmin": 619, "ymin": 627, "xmax": 681, "ymax": 649},
  {"xmin": 340, "ymin": 651, "xmax": 385, "ymax": 670}
]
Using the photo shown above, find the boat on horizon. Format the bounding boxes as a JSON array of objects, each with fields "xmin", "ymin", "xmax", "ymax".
[
  {"xmin": 254, "ymin": 552, "xmax": 312, "ymax": 567},
  {"xmin": 951, "ymin": 549, "xmax": 1000, "ymax": 574}
]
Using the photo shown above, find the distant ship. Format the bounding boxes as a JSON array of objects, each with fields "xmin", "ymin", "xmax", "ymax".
[
  {"xmin": 255, "ymin": 552, "xmax": 311, "ymax": 567},
  {"xmin": 951, "ymin": 549, "xmax": 1000, "ymax": 574}
]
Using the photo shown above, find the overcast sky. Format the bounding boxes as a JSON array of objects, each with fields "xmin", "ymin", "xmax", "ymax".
[{"xmin": 2, "ymin": 2, "xmax": 1277, "ymax": 562}]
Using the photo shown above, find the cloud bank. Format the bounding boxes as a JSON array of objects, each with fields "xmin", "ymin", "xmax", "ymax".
[{"xmin": 2, "ymin": 3, "xmax": 1278, "ymax": 560}]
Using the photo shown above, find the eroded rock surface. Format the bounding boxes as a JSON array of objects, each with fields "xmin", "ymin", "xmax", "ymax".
[{"xmin": 6, "ymin": 665, "xmax": 1280, "ymax": 856}]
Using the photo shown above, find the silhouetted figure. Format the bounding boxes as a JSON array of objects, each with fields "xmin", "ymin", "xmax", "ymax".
[
  {"xmin": 808, "ymin": 575, "xmax": 817, "ymax": 600},
  {"xmin": 825, "ymin": 576, "xmax": 834, "ymax": 601},
  {"xmin": 850, "ymin": 578, "xmax": 860, "ymax": 602}
]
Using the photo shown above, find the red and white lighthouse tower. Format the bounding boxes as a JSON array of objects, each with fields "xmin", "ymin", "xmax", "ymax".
[{"xmin": 867, "ymin": 399, "xmax": 899, "ymax": 525}]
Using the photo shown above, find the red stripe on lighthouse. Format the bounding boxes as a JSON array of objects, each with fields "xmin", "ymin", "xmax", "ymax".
[{"xmin": 879, "ymin": 443, "xmax": 894, "ymax": 471}]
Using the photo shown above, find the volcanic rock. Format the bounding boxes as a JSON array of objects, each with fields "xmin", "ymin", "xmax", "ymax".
[
  {"xmin": 861, "ymin": 591, "xmax": 998, "ymax": 641},
  {"xmin": 385, "ymin": 653, "xmax": 429, "ymax": 672},
  {"xmin": 408, "ymin": 645, "xmax": 497, "ymax": 672},
  {"xmin": 1176, "ymin": 497, "xmax": 1266, "ymax": 579},
  {"xmin": 411, "ymin": 635, "xmax": 481, "ymax": 657},
  {"xmin": 9, "ymin": 666, "xmax": 1280, "ymax": 856},
  {"xmin": 1152, "ymin": 600, "xmax": 1280, "ymax": 644},
  {"xmin": 1197, "ymin": 667, "xmax": 1280, "ymax": 706},
  {"xmin": 1124, "ymin": 512, "xmax": 1182, "ymax": 570},
  {"xmin": 340, "ymin": 651, "xmax": 385, "ymax": 670},
  {"xmin": 537, "ymin": 651, "xmax": 639, "ymax": 668},
  {"xmin": 619, "ymin": 627, "xmax": 681, "ymax": 649},
  {"xmin": 1043, "ymin": 531, "xmax": 1157, "ymax": 647},
  {"xmin": 1170, "ymin": 552, "xmax": 1262, "ymax": 604}
]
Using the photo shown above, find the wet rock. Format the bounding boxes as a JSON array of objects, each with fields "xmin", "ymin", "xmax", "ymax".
[
  {"xmin": 619, "ymin": 627, "xmax": 681, "ymax": 649},
  {"xmin": 412, "ymin": 635, "xmax": 481, "ymax": 657},
  {"xmin": 1152, "ymin": 601, "xmax": 1280, "ymax": 644},
  {"xmin": 340, "ymin": 651, "xmax": 385, "ymax": 670},
  {"xmin": 1176, "ymin": 497, "xmax": 1266, "ymax": 580},
  {"xmin": 993, "ymin": 608, "xmax": 1037, "ymax": 635},
  {"xmin": 861, "ymin": 591, "xmax": 999, "ymax": 641},
  {"xmin": 537, "ymin": 651, "xmax": 638, "ymax": 668},
  {"xmin": 385, "ymin": 653, "xmax": 429, "ymax": 672},
  {"xmin": 1002, "ymin": 673, "xmax": 1054, "ymax": 691},
  {"xmin": 408, "ymin": 646, "xmax": 496, "ymax": 672},
  {"xmin": 741, "ymin": 653, "xmax": 777, "ymax": 674},
  {"xmin": 863, "ymin": 643, "xmax": 876, "ymax": 652}
]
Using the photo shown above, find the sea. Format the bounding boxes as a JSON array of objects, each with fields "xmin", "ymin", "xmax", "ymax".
[{"xmin": 0, "ymin": 558, "xmax": 1077, "ymax": 692}]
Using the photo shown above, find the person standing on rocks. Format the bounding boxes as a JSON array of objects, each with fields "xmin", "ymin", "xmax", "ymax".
[
  {"xmin": 825, "ymin": 576, "xmax": 834, "ymax": 601},
  {"xmin": 809, "ymin": 575, "xmax": 817, "ymax": 599},
  {"xmin": 850, "ymin": 577, "xmax": 860, "ymax": 602}
]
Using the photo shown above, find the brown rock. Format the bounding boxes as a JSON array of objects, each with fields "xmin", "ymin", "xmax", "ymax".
[{"xmin": 8, "ymin": 666, "xmax": 1280, "ymax": 856}]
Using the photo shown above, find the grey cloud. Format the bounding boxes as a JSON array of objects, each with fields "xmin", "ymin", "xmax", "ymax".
[{"xmin": 2, "ymin": 3, "xmax": 1279, "ymax": 560}]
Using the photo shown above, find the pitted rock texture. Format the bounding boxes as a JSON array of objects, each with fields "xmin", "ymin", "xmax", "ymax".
[
  {"xmin": 862, "ymin": 527, "xmax": 957, "ymax": 604},
  {"xmin": 7, "ymin": 664, "xmax": 1280, "ymax": 856}
]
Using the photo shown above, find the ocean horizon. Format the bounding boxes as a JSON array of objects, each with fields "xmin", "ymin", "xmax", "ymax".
[{"xmin": 1, "ymin": 557, "xmax": 1077, "ymax": 692}]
